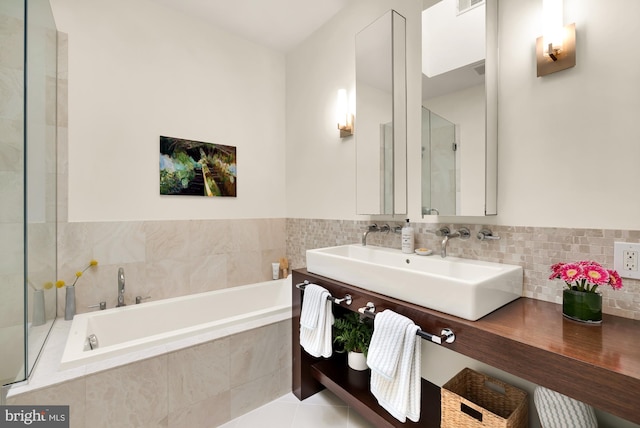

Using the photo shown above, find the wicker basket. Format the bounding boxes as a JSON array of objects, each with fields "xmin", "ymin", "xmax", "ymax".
[{"xmin": 441, "ymin": 368, "xmax": 528, "ymax": 428}]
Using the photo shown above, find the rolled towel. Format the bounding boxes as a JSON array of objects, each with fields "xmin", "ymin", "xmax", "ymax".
[
  {"xmin": 299, "ymin": 283, "xmax": 334, "ymax": 358},
  {"xmin": 368, "ymin": 310, "xmax": 421, "ymax": 423}
]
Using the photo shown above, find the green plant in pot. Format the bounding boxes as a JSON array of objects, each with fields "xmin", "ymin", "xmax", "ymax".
[{"xmin": 333, "ymin": 312, "xmax": 373, "ymax": 371}]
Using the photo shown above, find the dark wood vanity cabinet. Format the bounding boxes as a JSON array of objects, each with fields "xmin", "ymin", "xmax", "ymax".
[{"xmin": 291, "ymin": 269, "xmax": 640, "ymax": 426}]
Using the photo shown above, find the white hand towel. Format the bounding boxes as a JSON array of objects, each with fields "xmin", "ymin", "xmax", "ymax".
[
  {"xmin": 368, "ymin": 310, "xmax": 421, "ymax": 423},
  {"xmin": 299, "ymin": 283, "xmax": 334, "ymax": 358}
]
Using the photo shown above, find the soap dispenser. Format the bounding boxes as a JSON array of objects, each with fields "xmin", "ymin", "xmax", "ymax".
[{"xmin": 401, "ymin": 219, "xmax": 414, "ymax": 254}]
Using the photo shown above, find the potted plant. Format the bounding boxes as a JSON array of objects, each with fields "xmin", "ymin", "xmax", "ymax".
[
  {"xmin": 549, "ymin": 260, "xmax": 623, "ymax": 324},
  {"xmin": 333, "ymin": 312, "xmax": 373, "ymax": 370}
]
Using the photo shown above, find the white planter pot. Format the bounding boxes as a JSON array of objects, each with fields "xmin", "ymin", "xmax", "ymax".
[{"xmin": 347, "ymin": 351, "xmax": 368, "ymax": 371}]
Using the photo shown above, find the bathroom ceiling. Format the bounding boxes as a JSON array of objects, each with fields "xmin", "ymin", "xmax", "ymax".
[{"xmin": 149, "ymin": 0, "xmax": 355, "ymax": 53}]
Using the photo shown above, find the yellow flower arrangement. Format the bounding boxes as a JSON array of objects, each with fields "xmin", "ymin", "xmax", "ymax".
[{"xmin": 56, "ymin": 259, "xmax": 98, "ymax": 288}]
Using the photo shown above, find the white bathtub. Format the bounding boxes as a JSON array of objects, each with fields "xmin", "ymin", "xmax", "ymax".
[{"xmin": 60, "ymin": 277, "xmax": 292, "ymax": 369}]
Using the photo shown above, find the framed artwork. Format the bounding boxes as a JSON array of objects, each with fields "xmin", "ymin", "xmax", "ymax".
[{"xmin": 159, "ymin": 136, "xmax": 236, "ymax": 197}]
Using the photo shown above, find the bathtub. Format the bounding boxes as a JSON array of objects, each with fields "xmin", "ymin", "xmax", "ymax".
[{"xmin": 60, "ymin": 277, "xmax": 292, "ymax": 369}]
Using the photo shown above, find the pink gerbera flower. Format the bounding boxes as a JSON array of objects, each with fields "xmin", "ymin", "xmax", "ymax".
[
  {"xmin": 550, "ymin": 260, "xmax": 622, "ymax": 293},
  {"xmin": 560, "ymin": 263, "xmax": 583, "ymax": 283},
  {"xmin": 578, "ymin": 260, "xmax": 601, "ymax": 267},
  {"xmin": 608, "ymin": 270, "xmax": 623, "ymax": 290},
  {"xmin": 549, "ymin": 262, "xmax": 565, "ymax": 280},
  {"xmin": 583, "ymin": 264, "xmax": 609, "ymax": 285}
]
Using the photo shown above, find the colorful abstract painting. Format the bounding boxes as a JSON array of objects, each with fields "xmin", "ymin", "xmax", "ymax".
[{"xmin": 159, "ymin": 136, "xmax": 237, "ymax": 197}]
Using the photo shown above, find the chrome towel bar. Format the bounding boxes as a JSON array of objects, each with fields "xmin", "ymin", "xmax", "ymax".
[
  {"xmin": 358, "ymin": 302, "xmax": 455, "ymax": 345},
  {"xmin": 295, "ymin": 280, "xmax": 352, "ymax": 306}
]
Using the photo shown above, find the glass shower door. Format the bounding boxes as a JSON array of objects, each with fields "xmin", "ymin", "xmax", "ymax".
[
  {"xmin": 0, "ymin": 0, "xmax": 57, "ymax": 387},
  {"xmin": 421, "ymin": 107, "xmax": 457, "ymax": 216}
]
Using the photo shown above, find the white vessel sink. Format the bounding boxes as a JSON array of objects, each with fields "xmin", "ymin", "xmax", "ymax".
[{"xmin": 306, "ymin": 245, "xmax": 523, "ymax": 321}]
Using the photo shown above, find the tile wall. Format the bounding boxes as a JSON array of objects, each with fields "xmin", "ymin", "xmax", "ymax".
[
  {"xmin": 56, "ymin": 218, "xmax": 287, "ymax": 315},
  {"xmin": 7, "ymin": 319, "xmax": 292, "ymax": 427},
  {"xmin": 286, "ymin": 219, "xmax": 640, "ymax": 320}
]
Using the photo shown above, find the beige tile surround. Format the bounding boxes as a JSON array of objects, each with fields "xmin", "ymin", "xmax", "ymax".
[
  {"xmin": 286, "ymin": 218, "xmax": 640, "ymax": 320},
  {"xmin": 8, "ymin": 320, "xmax": 292, "ymax": 427},
  {"xmin": 56, "ymin": 218, "xmax": 287, "ymax": 315}
]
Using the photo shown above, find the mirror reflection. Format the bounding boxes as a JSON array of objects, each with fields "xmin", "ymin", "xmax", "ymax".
[
  {"xmin": 356, "ymin": 10, "xmax": 407, "ymax": 215},
  {"xmin": 421, "ymin": 0, "xmax": 496, "ymax": 216}
]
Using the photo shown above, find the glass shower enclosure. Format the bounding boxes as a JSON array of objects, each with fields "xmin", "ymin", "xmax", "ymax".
[
  {"xmin": 0, "ymin": 0, "xmax": 58, "ymax": 387},
  {"xmin": 421, "ymin": 107, "xmax": 457, "ymax": 216}
]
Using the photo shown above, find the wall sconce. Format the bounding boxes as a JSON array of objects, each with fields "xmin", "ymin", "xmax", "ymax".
[
  {"xmin": 536, "ymin": 0, "xmax": 576, "ymax": 77},
  {"xmin": 337, "ymin": 89, "xmax": 354, "ymax": 138}
]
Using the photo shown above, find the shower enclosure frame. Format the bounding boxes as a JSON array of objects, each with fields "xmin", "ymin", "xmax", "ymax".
[{"xmin": 0, "ymin": 0, "xmax": 58, "ymax": 391}]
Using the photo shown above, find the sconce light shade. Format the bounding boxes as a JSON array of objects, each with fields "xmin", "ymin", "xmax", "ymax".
[
  {"xmin": 536, "ymin": 23, "xmax": 575, "ymax": 76},
  {"xmin": 337, "ymin": 89, "xmax": 354, "ymax": 138},
  {"xmin": 542, "ymin": 0, "xmax": 563, "ymax": 55},
  {"xmin": 537, "ymin": 0, "xmax": 575, "ymax": 77}
]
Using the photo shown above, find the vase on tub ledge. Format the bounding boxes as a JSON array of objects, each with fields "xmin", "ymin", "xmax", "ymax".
[
  {"xmin": 562, "ymin": 288, "xmax": 602, "ymax": 324},
  {"xmin": 59, "ymin": 259, "xmax": 99, "ymax": 321},
  {"xmin": 65, "ymin": 285, "xmax": 76, "ymax": 320}
]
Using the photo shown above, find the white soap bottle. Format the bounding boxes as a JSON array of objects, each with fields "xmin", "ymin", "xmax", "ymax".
[{"xmin": 401, "ymin": 219, "xmax": 414, "ymax": 254}]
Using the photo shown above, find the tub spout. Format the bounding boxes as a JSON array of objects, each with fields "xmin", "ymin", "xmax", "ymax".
[{"xmin": 116, "ymin": 267, "xmax": 126, "ymax": 307}]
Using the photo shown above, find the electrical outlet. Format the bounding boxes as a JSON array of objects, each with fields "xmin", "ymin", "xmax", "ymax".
[
  {"xmin": 623, "ymin": 249, "xmax": 638, "ymax": 271},
  {"xmin": 614, "ymin": 242, "xmax": 640, "ymax": 280}
]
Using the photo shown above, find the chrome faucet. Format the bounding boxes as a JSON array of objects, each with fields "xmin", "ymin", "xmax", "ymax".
[
  {"xmin": 362, "ymin": 224, "xmax": 379, "ymax": 246},
  {"xmin": 361, "ymin": 223, "xmax": 390, "ymax": 246},
  {"xmin": 435, "ymin": 227, "xmax": 470, "ymax": 258},
  {"xmin": 116, "ymin": 267, "xmax": 126, "ymax": 307}
]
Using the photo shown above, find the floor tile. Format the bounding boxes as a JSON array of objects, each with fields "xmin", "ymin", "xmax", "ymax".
[
  {"xmin": 218, "ymin": 390, "xmax": 359, "ymax": 428},
  {"xmin": 292, "ymin": 403, "xmax": 349, "ymax": 428}
]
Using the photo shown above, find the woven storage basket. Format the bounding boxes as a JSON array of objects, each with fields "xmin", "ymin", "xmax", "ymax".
[{"xmin": 441, "ymin": 368, "xmax": 528, "ymax": 428}]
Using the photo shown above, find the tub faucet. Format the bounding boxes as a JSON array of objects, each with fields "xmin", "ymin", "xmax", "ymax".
[
  {"xmin": 435, "ymin": 227, "xmax": 470, "ymax": 258},
  {"xmin": 116, "ymin": 267, "xmax": 126, "ymax": 307}
]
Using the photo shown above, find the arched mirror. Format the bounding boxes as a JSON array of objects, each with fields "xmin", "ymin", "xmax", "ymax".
[
  {"xmin": 356, "ymin": 10, "xmax": 407, "ymax": 216},
  {"xmin": 421, "ymin": 0, "xmax": 497, "ymax": 217}
]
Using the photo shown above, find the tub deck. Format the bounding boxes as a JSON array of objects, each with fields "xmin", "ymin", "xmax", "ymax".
[{"xmin": 8, "ymin": 278, "xmax": 292, "ymax": 398}]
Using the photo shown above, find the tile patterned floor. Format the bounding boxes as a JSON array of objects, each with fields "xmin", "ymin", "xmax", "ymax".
[{"xmin": 219, "ymin": 390, "xmax": 375, "ymax": 428}]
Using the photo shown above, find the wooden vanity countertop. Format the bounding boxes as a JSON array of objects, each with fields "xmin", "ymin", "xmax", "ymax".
[{"xmin": 294, "ymin": 269, "xmax": 640, "ymax": 424}]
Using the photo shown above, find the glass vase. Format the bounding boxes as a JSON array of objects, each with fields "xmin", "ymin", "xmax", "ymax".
[{"xmin": 562, "ymin": 288, "xmax": 602, "ymax": 324}]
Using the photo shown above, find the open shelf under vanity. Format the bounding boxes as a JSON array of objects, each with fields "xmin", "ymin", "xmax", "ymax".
[
  {"xmin": 311, "ymin": 358, "xmax": 441, "ymax": 427},
  {"xmin": 291, "ymin": 268, "xmax": 640, "ymax": 427}
]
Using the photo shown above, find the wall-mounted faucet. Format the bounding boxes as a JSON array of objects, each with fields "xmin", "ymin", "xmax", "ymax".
[
  {"xmin": 435, "ymin": 227, "xmax": 470, "ymax": 258},
  {"xmin": 116, "ymin": 267, "xmax": 126, "ymax": 307},
  {"xmin": 362, "ymin": 224, "xmax": 378, "ymax": 246},
  {"xmin": 362, "ymin": 223, "xmax": 390, "ymax": 246}
]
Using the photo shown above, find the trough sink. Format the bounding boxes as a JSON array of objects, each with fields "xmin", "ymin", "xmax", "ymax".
[{"xmin": 306, "ymin": 245, "xmax": 523, "ymax": 321}]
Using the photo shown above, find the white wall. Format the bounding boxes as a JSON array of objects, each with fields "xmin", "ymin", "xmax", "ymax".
[
  {"xmin": 50, "ymin": 0, "xmax": 287, "ymax": 222},
  {"xmin": 497, "ymin": 0, "xmax": 640, "ymax": 229},
  {"xmin": 287, "ymin": 0, "xmax": 640, "ymax": 230}
]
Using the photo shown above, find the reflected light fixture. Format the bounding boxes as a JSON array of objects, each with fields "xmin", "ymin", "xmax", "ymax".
[
  {"xmin": 536, "ymin": 0, "xmax": 576, "ymax": 77},
  {"xmin": 337, "ymin": 89, "xmax": 354, "ymax": 138}
]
